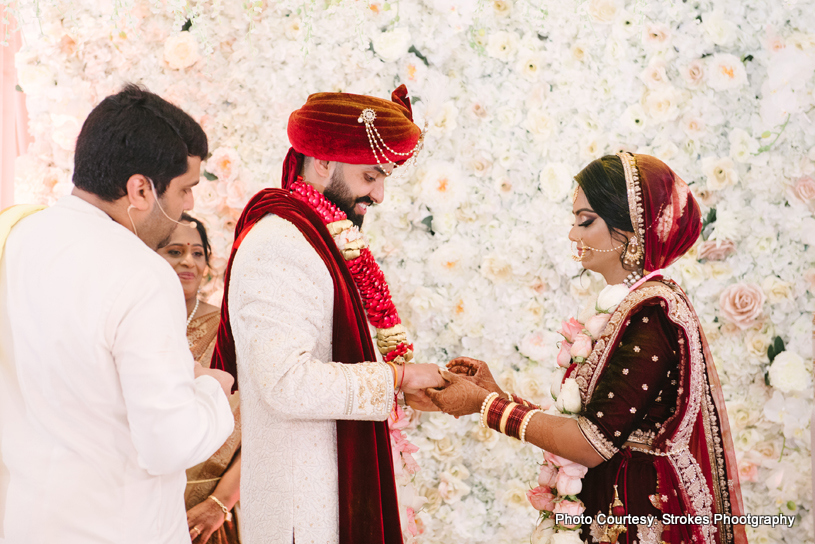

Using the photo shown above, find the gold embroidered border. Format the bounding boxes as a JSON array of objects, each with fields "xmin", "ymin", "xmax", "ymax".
[{"xmin": 577, "ymin": 416, "xmax": 618, "ymax": 461}]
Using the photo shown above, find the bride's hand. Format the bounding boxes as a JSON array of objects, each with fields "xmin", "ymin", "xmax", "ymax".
[
  {"xmin": 447, "ymin": 357, "xmax": 505, "ymax": 397},
  {"xmin": 426, "ymin": 371, "xmax": 489, "ymax": 418}
]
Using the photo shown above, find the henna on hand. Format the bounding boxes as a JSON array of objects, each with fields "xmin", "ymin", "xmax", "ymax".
[
  {"xmin": 425, "ymin": 371, "xmax": 487, "ymax": 417},
  {"xmin": 446, "ymin": 357, "xmax": 504, "ymax": 396}
]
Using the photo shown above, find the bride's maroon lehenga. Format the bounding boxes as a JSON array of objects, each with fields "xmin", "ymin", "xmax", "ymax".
[{"xmin": 568, "ymin": 154, "xmax": 747, "ymax": 544}]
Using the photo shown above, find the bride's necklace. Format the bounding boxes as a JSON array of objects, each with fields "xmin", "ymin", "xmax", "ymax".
[{"xmin": 289, "ymin": 178, "xmax": 413, "ymax": 363}]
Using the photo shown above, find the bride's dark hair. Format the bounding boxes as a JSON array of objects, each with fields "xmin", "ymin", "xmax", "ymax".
[{"xmin": 574, "ymin": 155, "xmax": 638, "ymax": 270}]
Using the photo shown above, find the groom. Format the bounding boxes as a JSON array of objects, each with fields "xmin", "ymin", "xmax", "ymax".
[{"xmin": 212, "ymin": 86, "xmax": 443, "ymax": 543}]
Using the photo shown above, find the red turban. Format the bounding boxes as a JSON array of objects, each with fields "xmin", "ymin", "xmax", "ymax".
[{"xmin": 286, "ymin": 84, "xmax": 422, "ymax": 171}]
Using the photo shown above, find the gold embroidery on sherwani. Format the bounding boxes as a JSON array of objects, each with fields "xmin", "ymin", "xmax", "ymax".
[{"xmin": 576, "ymin": 282, "xmax": 716, "ymax": 543}]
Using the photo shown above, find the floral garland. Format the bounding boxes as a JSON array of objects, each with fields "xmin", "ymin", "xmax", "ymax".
[
  {"xmin": 290, "ymin": 178, "xmax": 415, "ymax": 363},
  {"xmin": 289, "ymin": 178, "xmax": 425, "ymax": 541},
  {"xmin": 526, "ymin": 283, "xmax": 631, "ymax": 543}
]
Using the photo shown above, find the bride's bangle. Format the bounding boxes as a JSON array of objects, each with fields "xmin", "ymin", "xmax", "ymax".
[{"xmin": 480, "ymin": 392, "xmax": 499, "ymax": 428}]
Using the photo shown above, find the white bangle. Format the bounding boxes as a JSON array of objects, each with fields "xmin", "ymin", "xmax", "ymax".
[
  {"xmin": 520, "ymin": 409, "xmax": 541, "ymax": 444},
  {"xmin": 480, "ymin": 392, "xmax": 500, "ymax": 428}
]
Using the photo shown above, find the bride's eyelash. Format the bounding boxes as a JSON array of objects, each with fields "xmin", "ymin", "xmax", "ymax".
[{"xmin": 579, "ymin": 219, "xmax": 594, "ymax": 228}]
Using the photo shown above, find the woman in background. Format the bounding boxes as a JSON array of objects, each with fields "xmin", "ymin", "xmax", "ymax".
[{"xmin": 158, "ymin": 213, "xmax": 241, "ymax": 544}]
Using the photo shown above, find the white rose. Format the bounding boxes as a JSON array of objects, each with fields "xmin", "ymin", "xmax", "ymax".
[
  {"xmin": 551, "ymin": 530, "xmax": 585, "ymax": 544},
  {"xmin": 524, "ymin": 109, "xmax": 555, "ymax": 139},
  {"xmin": 15, "ymin": 64, "xmax": 55, "ymax": 94},
  {"xmin": 419, "ymin": 162, "xmax": 465, "ymax": 212},
  {"xmin": 703, "ymin": 9, "xmax": 737, "ymax": 46},
  {"xmin": 486, "ymin": 31, "xmax": 520, "ymax": 61},
  {"xmin": 596, "ymin": 283, "xmax": 629, "ymax": 313},
  {"xmin": 50, "ymin": 114, "xmax": 81, "ymax": 152},
  {"xmin": 701, "ymin": 156, "xmax": 738, "ymax": 190},
  {"xmin": 588, "ymin": 0, "xmax": 620, "ymax": 23},
  {"xmin": 642, "ymin": 87, "xmax": 680, "ymax": 122},
  {"xmin": 437, "ymin": 471, "xmax": 471, "ymax": 504},
  {"xmin": 550, "ymin": 366, "xmax": 567, "ymax": 399},
  {"xmin": 163, "ymin": 32, "xmax": 200, "ymax": 70},
  {"xmin": 622, "ymin": 103, "xmax": 647, "ymax": 132},
  {"xmin": 762, "ymin": 276, "xmax": 793, "ymax": 304},
  {"xmin": 556, "ymin": 378, "xmax": 582, "ymax": 413},
  {"xmin": 192, "ymin": 180, "xmax": 224, "ymax": 214},
  {"xmin": 373, "ymin": 27, "xmax": 412, "ymax": 62},
  {"xmin": 480, "ymin": 254, "xmax": 513, "ymax": 283},
  {"xmin": 539, "ymin": 163, "xmax": 573, "ymax": 202},
  {"xmin": 517, "ymin": 53, "xmax": 544, "ymax": 81},
  {"xmin": 728, "ymin": 128, "xmax": 758, "ymax": 163},
  {"xmin": 531, "ymin": 518, "xmax": 555, "ymax": 544},
  {"xmin": 520, "ymin": 331, "xmax": 549, "ymax": 362},
  {"xmin": 707, "ymin": 54, "xmax": 747, "ymax": 91},
  {"xmin": 768, "ymin": 351, "xmax": 811, "ymax": 393}
]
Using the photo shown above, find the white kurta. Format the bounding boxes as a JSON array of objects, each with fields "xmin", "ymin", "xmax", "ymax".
[
  {"xmin": 230, "ymin": 214, "xmax": 394, "ymax": 544},
  {"xmin": 0, "ymin": 196, "xmax": 234, "ymax": 544}
]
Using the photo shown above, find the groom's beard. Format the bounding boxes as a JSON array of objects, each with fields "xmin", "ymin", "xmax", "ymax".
[{"xmin": 323, "ymin": 165, "xmax": 373, "ymax": 229}]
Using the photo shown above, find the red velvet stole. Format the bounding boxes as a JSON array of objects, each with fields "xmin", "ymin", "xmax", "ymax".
[{"xmin": 211, "ymin": 188, "xmax": 402, "ymax": 544}]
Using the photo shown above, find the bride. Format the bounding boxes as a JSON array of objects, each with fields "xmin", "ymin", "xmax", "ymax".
[{"xmin": 428, "ymin": 153, "xmax": 748, "ymax": 544}]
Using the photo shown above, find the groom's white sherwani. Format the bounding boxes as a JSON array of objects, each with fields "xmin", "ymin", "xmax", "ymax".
[
  {"xmin": 0, "ymin": 196, "xmax": 234, "ymax": 543},
  {"xmin": 229, "ymin": 214, "xmax": 395, "ymax": 544}
]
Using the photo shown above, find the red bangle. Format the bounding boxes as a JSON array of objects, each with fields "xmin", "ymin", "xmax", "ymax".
[{"xmin": 486, "ymin": 398, "xmax": 536, "ymax": 440}]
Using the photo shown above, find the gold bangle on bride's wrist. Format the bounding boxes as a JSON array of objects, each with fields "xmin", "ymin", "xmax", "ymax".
[{"xmin": 208, "ymin": 495, "xmax": 233, "ymax": 522}]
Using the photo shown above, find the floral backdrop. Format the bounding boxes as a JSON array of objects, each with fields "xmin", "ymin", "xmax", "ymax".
[{"xmin": 10, "ymin": 0, "xmax": 815, "ymax": 542}]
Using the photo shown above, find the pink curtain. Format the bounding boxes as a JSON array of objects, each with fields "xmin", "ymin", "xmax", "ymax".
[{"xmin": 1, "ymin": 5, "xmax": 31, "ymax": 211}]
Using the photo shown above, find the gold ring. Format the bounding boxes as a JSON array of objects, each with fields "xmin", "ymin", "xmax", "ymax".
[{"xmin": 192, "ymin": 526, "xmax": 201, "ymax": 535}]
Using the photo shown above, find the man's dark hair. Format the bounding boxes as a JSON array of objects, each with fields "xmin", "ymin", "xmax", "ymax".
[
  {"xmin": 574, "ymin": 155, "xmax": 637, "ymax": 270},
  {"xmin": 72, "ymin": 84, "xmax": 208, "ymax": 201}
]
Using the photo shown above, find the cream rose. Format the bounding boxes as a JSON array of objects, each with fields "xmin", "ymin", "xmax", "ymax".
[
  {"xmin": 707, "ymin": 53, "xmax": 748, "ymax": 91},
  {"xmin": 539, "ymin": 162, "xmax": 573, "ymax": 202},
  {"xmin": 556, "ymin": 378, "xmax": 582, "ymax": 413},
  {"xmin": 702, "ymin": 156, "xmax": 738, "ymax": 190},
  {"xmin": 768, "ymin": 351, "xmax": 811, "ymax": 393},
  {"xmin": 718, "ymin": 282, "xmax": 766, "ymax": 329},
  {"xmin": 596, "ymin": 283, "xmax": 629, "ymax": 312},
  {"xmin": 761, "ymin": 276, "xmax": 793, "ymax": 304},
  {"xmin": 163, "ymin": 32, "xmax": 200, "ymax": 70},
  {"xmin": 681, "ymin": 59, "xmax": 705, "ymax": 88},
  {"xmin": 588, "ymin": 0, "xmax": 620, "ymax": 23}
]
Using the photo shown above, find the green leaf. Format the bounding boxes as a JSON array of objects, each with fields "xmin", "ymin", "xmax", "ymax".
[
  {"xmin": 420, "ymin": 215, "xmax": 434, "ymax": 235},
  {"xmin": 408, "ymin": 45, "xmax": 429, "ymax": 66},
  {"xmin": 761, "ymin": 131, "xmax": 772, "ymax": 139},
  {"xmin": 202, "ymin": 171, "xmax": 218, "ymax": 181},
  {"xmin": 767, "ymin": 336, "xmax": 785, "ymax": 362},
  {"xmin": 181, "ymin": 19, "xmax": 192, "ymax": 32},
  {"xmin": 764, "ymin": 371, "xmax": 771, "ymax": 386},
  {"xmin": 15, "ymin": 84, "xmax": 22, "ymax": 92}
]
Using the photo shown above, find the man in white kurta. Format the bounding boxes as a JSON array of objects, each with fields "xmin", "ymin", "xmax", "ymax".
[
  {"xmin": 0, "ymin": 86, "xmax": 234, "ymax": 544},
  {"xmin": 222, "ymin": 87, "xmax": 441, "ymax": 544}
]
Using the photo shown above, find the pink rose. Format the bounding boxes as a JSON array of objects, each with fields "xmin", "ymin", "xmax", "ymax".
[
  {"xmin": 538, "ymin": 462, "xmax": 559, "ymax": 487},
  {"xmin": 719, "ymin": 283, "xmax": 766, "ymax": 330},
  {"xmin": 698, "ymin": 239, "xmax": 736, "ymax": 261},
  {"xmin": 556, "ymin": 341, "xmax": 573, "ymax": 367},
  {"xmin": 559, "ymin": 462, "xmax": 589, "ymax": 479},
  {"xmin": 558, "ymin": 318, "xmax": 583, "ymax": 343},
  {"xmin": 553, "ymin": 499, "xmax": 586, "ymax": 528},
  {"xmin": 585, "ymin": 313, "xmax": 611, "ymax": 339},
  {"xmin": 527, "ymin": 485, "xmax": 557, "ymax": 511},
  {"xmin": 569, "ymin": 333, "xmax": 593, "ymax": 361},
  {"xmin": 738, "ymin": 460, "xmax": 758, "ymax": 482},
  {"xmin": 544, "ymin": 451, "xmax": 573, "ymax": 468},
  {"xmin": 556, "ymin": 473, "xmax": 583, "ymax": 495},
  {"xmin": 793, "ymin": 175, "xmax": 815, "ymax": 205}
]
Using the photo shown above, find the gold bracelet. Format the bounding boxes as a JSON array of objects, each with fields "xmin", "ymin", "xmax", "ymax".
[
  {"xmin": 519, "ymin": 409, "xmax": 541, "ymax": 444},
  {"xmin": 208, "ymin": 495, "xmax": 233, "ymax": 522},
  {"xmin": 498, "ymin": 402, "xmax": 519, "ymax": 434},
  {"xmin": 479, "ymin": 392, "xmax": 499, "ymax": 428}
]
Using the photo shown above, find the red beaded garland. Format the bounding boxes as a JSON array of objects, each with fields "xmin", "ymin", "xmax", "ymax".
[{"xmin": 290, "ymin": 179, "xmax": 411, "ymax": 356}]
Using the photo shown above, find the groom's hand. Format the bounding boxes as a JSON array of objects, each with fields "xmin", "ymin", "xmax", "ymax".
[
  {"xmin": 401, "ymin": 363, "xmax": 445, "ymax": 393},
  {"xmin": 447, "ymin": 357, "xmax": 505, "ymax": 397}
]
